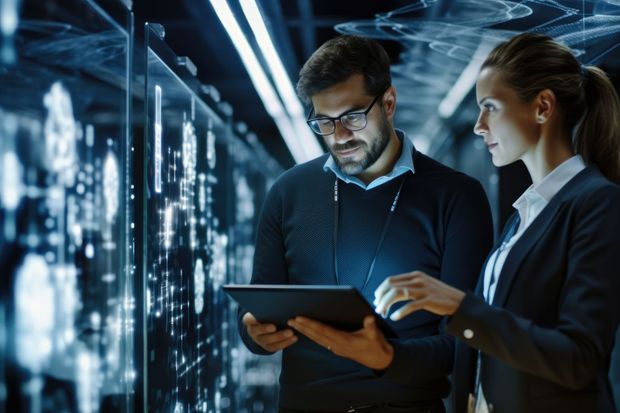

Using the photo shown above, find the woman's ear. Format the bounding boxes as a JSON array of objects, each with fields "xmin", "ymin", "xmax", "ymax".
[{"xmin": 535, "ymin": 88, "xmax": 556, "ymax": 124}]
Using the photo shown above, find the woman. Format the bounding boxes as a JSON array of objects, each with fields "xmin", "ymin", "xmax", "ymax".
[{"xmin": 374, "ymin": 33, "xmax": 620, "ymax": 413}]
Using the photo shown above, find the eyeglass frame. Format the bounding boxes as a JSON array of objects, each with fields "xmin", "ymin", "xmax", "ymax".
[{"xmin": 305, "ymin": 87, "xmax": 389, "ymax": 136}]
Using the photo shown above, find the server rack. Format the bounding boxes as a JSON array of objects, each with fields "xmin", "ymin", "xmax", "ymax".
[{"xmin": 0, "ymin": 3, "xmax": 282, "ymax": 412}]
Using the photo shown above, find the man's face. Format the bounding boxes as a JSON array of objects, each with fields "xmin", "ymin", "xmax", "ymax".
[{"xmin": 310, "ymin": 74, "xmax": 392, "ymax": 175}]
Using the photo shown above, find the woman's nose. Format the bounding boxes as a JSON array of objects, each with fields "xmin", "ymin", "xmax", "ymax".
[{"xmin": 473, "ymin": 112, "xmax": 487, "ymax": 136}]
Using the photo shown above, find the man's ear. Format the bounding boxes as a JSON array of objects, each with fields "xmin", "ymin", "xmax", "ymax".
[{"xmin": 382, "ymin": 85, "xmax": 397, "ymax": 120}]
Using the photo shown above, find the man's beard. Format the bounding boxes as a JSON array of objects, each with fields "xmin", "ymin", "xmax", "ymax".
[{"xmin": 331, "ymin": 116, "xmax": 391, "ymax": 176}]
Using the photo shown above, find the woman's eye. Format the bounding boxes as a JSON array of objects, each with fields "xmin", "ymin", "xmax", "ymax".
[{"xmin": 483, "ymin": 104, "xmax": 496, "ymax": 112}]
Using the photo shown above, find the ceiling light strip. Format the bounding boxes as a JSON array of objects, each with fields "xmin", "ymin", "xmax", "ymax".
[
  {"xmin": 209, "ymin": 0, "xmax": 319, "ymax": 163},
  {"xmin": 238, "ymin": 0, "xmax": 323, "ymax": 159}
]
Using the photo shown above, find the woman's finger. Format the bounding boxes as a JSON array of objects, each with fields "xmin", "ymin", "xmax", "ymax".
[{"xmin": 390, "ymin": 299, "xmax": 426, "ymax": 321}]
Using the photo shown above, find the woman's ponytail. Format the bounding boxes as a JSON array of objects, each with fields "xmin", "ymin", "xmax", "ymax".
[{"xmin": 574, "ymin": 66, "xmax": 620, "ymax": 184}]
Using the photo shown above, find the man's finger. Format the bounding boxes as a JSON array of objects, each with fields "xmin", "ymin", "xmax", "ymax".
[
  {"xmin": 255, "ymin": 328, "xmax": 296, "ymax": 346},
  {"xmin": 242, "ymin": 312, "xmax": 258, "ymax": 326},
  {"xmin": 362, "ymin": 315, "xmax": 381, "ymax": 336},
  {"xmin": 247, "ymin": 322, "xmax": 277, "ymax": 336},
  {"xmin": 292, "ymin": 316, "xmax": 348, "ymax": 342},
  {"xmin": 288, "ymin": 318, "xmax": 334, "ymax": 349},
  {"xmin": 263, "ymin": 335, "xmax": 298, "ymax": 352}
]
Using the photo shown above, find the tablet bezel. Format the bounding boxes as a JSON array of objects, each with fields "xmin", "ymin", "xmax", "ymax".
[{"xmin": 223, "ymin": 284, "xmax": 397, "ymax": 338}]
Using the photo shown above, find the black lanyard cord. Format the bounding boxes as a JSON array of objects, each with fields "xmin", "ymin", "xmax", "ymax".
[{"xmin": 332, "ymin": 174, "xmax": 408, "ymax": 291}]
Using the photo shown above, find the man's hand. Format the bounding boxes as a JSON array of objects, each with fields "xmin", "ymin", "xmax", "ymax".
[
  {"xmin": 373, "ymin": 271, "xmax": 465, "ymax": 320},
  {"xmin": 287, "ymin": 315, "xmax": 394, "ymax": 370},
  {"xmin": 242, "ymin": 312, "xmax": 298, "ymax": 352}
]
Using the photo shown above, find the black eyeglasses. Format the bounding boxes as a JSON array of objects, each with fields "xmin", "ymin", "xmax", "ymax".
[{"xmin": 306, "ymin": 90, "xmax": 387, "ymax": 136}]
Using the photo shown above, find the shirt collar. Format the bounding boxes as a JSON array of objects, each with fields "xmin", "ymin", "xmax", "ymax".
[
  {"xmin": 322, "ymin": 129, "xmax": 415, "ymax": 190},
  {"xmin": 534, "ymin": 155, "xmax": 586, "ymax": 201},
  {"xmin": 512, "ymin": 155, "xmax": 586, "ymax": 223}
]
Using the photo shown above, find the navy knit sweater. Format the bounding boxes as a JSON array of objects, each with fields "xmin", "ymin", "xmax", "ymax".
[{"xmin": 238, "ymin": 148, "xmax": 493, "ymax": 410}]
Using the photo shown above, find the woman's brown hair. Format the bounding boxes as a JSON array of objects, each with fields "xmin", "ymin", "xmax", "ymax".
[{"xmin": 482, "ymin": 32, "xmax": 620, "ymax": 184}]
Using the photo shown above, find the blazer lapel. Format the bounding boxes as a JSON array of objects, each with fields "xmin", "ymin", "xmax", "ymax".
[
  {"xmin": 491, "ymin": 167, "xmax": 595, "ymax": 308},
  {"xmin": 491, "ymin": 210, "xmax": 555, "ymax": 307},
  {"xmin": 474, "ymin": 213, "xmax": 520, "ymax": 297}
]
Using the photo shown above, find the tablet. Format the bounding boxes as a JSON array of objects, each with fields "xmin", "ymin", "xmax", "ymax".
[{"xmin": 223, "ymin": 284, "xmax": 397, "ymax": 338}]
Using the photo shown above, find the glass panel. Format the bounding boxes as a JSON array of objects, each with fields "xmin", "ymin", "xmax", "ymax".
[
  {"xmin": 228, "ymin": 133, "xmax": 282, "ymax": 412},
  {"xmin": 144, "ymin": 26, "xmax": 234, "ymax": 413},
  {"xmin": 0, "ymin": 1, "xmax": 134, "ymax": 412},
  {"xmin": 144, "ymin": 25, "xmax": 284, "ymax": 412}
]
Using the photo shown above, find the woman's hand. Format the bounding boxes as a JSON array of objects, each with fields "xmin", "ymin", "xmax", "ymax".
[{"xmin": 374, "ymin": 271, "xmax": 466, "ymax": 320}]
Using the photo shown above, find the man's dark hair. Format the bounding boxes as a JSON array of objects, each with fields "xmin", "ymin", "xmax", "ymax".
[{"xmin": 296, "ymin": 35, "xmax": 391, "ymax": 104}]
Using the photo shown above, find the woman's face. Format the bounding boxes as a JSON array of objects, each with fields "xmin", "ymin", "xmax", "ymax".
[{"xmin": 474, "ymin": 67, "xmax": 540, "ymax": 167}]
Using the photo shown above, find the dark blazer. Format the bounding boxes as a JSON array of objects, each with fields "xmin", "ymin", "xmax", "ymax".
[{"xmin": 447, "ymin": 166, "xmax": 620, "ymax": 413}]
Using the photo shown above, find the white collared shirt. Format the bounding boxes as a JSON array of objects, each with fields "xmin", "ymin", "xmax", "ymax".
[{"xmin": 322, "ymin": 129, "xmax": 415, "ymax": 190}]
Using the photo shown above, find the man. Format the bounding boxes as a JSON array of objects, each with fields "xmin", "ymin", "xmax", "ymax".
[{"xmin": 237, "ymin": 35, "xmax": 493, "ymax": 413}]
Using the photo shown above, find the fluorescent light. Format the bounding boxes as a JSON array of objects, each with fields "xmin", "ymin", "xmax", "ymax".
[
  {"xmin": 209, "ymin": 0, "xmax": 282, "ymax": 116},
  {"xmin": 239, "ymin": 0, "xmax": 323, "ymax": 159},
  {"xmin": 239, "ymin": 0, "xmax": 301, "ymax": 114},
  {"xmin": 208, "ymin": 0, "xmax": 323, "ymax": 163},
  {"xmin": 437, "ymin": 41, "xmax": 494, "ymax": 119}
]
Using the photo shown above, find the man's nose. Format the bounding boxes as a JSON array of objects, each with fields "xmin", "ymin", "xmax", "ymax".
[{"xmin": 332, "ymin": 120, "xmax": 353, "ymax": 143}]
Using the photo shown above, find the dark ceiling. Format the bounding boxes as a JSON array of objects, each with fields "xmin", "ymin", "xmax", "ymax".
[
  {"xmin": 133, "ymin": 0, "xmax": 620, "ymax": 169},
  {"xmin": 133, "ymin": 0, "xmax": 409, "ymax": 168}
]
